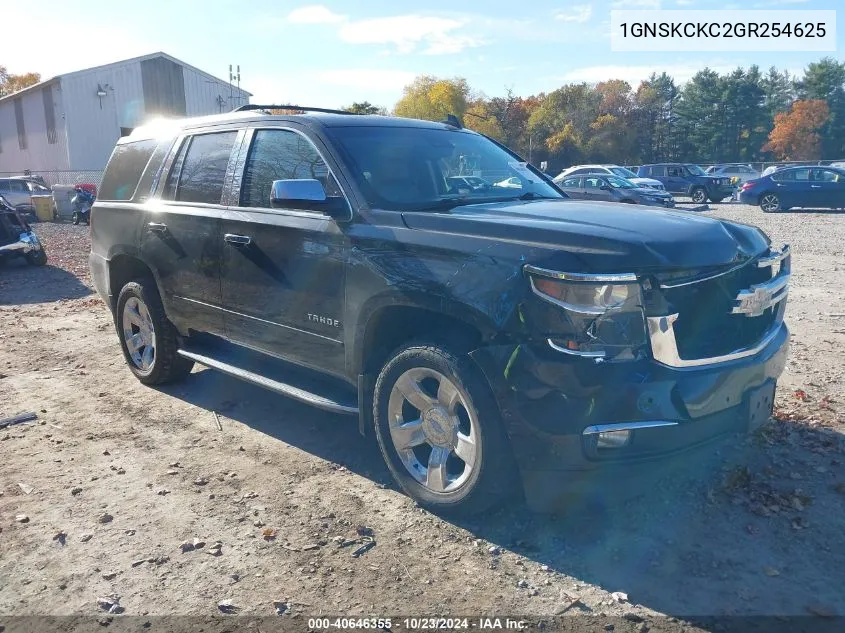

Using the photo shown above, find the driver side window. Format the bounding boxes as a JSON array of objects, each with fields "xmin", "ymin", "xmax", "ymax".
[
  {"xmin": 240, "ymin": 129, "xmax": 342, "ymax": 209},
  {"xmin": 584, "ymin": 177, "xmax": 602, "ymax": 188}
]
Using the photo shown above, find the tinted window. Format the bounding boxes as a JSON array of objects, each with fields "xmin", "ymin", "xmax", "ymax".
[
  {"xmin": 667, "ymin": 166, "xmax": 684, "ymax": 177},
  {"xmin": 584, "ymin": 177, "xmax": 603, "ymax": 188},
  {"xmin": 240, "ymin": 129, "xmax": 341, "ymax": 208},
  {"xmin": 560, "ymin": 177, "xmax": 580, "ymax": 188},
  {"xmin": 814, "ymin": 168, "xmax": 840, "ymax": 182},
  {"xmin": 166, "ymin": 131, "xmax": 237, "ymax": 204},
  {"xmin": 99, "ymin": 140, "xmax": 158, "ymax": 201}
]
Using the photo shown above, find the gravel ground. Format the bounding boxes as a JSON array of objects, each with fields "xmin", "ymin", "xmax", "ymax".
[{"xmin": 0, "ymin": 206, "xmax": 843, "ymax": 631}]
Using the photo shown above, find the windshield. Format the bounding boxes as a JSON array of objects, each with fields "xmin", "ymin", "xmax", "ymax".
[
  {"xmin": 686, "ymin": 164, "xmax": 708, "ymax": 176},
  {"xmin": 605, "ymin": 176, "xmax": 636, "ymax": 189},
  {"xmin": 326, "ymin": 126, "xmax": 562, "ymax": 211},
  {"xmin": 610, "ymin": 167, "xmax": 638, "ymax": 179}
]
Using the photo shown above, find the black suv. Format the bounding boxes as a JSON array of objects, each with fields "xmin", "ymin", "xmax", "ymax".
[
  {"xmin": 638, "ymin": 163, "xmax": 735, "ymax": 203},
  {"xmin": 90, "ymin": 107, "xmax": 790, "ymax": 514}
]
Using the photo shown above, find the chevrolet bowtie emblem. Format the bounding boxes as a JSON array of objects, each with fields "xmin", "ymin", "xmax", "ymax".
[{"xmin": 732, "ymin": 276, "xmax": 789, "ymax": 318}]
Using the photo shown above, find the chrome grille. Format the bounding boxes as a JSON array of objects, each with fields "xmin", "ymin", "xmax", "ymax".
[{"xmin": 647, "ymin": 245, "xmax": 790, "ymax": 367}]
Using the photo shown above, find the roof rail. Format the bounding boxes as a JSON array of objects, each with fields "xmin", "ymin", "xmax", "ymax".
[{"xmin": 234, "ymin": 104, "xmax": 358, "ymax": 115}]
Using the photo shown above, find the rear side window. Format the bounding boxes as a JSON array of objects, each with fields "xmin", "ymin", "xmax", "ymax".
[
  {"xmin": 560, "ymin": 177, "xmax": 580, "ymax": 187},
  {"xmin": 99, "ymin": 140, "xmax": 158, "ymax": 201},
  {"xmin": 164, "ymin": 131, "xmax": 237, "ymax": 204}
]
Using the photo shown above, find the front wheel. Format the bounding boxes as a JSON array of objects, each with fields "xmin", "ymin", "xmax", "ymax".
[
  {"xmin": 115, "ymin": 278, "xmax": 194, "ymax": 385},
  {"xmin": 72, "ymin": 212, "xmax": 80, "ymax": 225},
  {"xmin": 373, "ymin": 341, "xmax": 519, "ymax": 516},
  {"xmin": 690, "ymin": 187, "xmax": 707, "ymax": 204},
  {"xmin": 760, "ymin": 193, "xmax": 781, "ymax": 213},
  {"xmin": 26, "ymin": 249, "xmax": 48, "ymax": 266}
]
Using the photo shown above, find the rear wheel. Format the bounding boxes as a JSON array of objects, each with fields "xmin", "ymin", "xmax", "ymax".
[
  {"xmin": 691, "ymin": 187, "xmax": 707, "ymax": 204},
  {"xmin": 373, "ymin": 341, "xmax": 519, "ymax": 516},
  {"xmin": 115, "ymin": 279, "xmax": 194, "ymax": 385},
  {"xmin": 760, "ymin": 193, "xmax": 781, "ymax": 213}
]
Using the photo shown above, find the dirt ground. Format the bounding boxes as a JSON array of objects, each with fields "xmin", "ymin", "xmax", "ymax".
[{"xmin": 1, "ymin": 204, "xmax": 844, "ymax": 630}]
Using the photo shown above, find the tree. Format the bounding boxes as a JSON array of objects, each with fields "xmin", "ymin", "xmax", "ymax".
[
  {"xmin": 343, "ymin": 101, "xmax": 386, "ymax": 115},
  {"xmin": 393, "ymin": 76, "xmax": 470, "ymax": 121},
  {"xmin": 0, "ymin": 66, "xmax": 41, "ymax": 97},
  {"xmin": 763, "ymin": 99, "xmax": 830, "ymax": 160},
  {"xmin": 798, "ymin": 58, "xmax": 845, "ymax": 157},
  {"xmin": 463, "ymin": 99, "xmax": 505, "ymax": 140}
]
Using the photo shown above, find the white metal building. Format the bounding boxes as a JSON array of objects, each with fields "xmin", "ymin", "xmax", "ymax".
[{"xmin": 0, "ymin": 52, "xmax": 251, "ymax": 175}]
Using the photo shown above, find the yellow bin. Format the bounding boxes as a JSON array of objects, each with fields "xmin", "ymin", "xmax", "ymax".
[{"xmin": 31, "ymin": 195, "xmax": 54, "ymax": 222}]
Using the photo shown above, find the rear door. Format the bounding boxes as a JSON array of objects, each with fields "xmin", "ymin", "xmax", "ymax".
[
  {"xmin": 557, "ymin": 176, "xmax": 583, "ymax": 198},
  {"xmin": 219, "ymin": 125, "xmax": 349, "ymax": 376},
  {"xmin": 141, "ymin": 128, "xmax": 241, "ymax": 336}
]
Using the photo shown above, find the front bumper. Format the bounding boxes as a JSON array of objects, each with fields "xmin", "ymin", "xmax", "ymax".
[
  {"xmin": 470, "ymin": 321, "xmax": 788, "ymax": 506},
  {"xmin": 0, "ymin": 231, "xmax": 42, "ymax": 256},
  {"xmin": 89, "ymin": 251, "xmax": 111, "ymax": 308}
]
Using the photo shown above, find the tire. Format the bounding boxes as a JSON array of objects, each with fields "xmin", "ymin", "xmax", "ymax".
[
  {"xmin": 373, "ymin": 340, "xmax": 519, "ymax": 516},
  {"xmin": 710, "ymin": 196, "xmax": 729, "ymax": 203},
  {"xmin": 690, "ymin": 187, "xmax": 707, "ymax": 204},
  {"xmin": 114, "ymin": 278, "xmax": 194, "ymax": 385},
  {"xmin": 26, "ymin": 249, "xmax": 48, "ymax": 266},
  {"xmin": 760, "ymin": 193, "xmax": 781, "ymax": 213},
  {"xmin": 72, "ymin": 212, "xmax": 80, "ymax": 225}
]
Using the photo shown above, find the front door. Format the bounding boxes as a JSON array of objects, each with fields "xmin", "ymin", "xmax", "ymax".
[
  {"xmin": 140, "ymin": 129, "xmax": 240, "ymax": 336},
  {"xmin": 219, "ymin": 127, "xmax": 349, "ymax": 377},
  {"xmin": 811, "ymin": 168, "xmax": 844, "ymax": 208},
  {"xmin": 665, "ymin": 166, "xmax": 688, "ymax": 194},
  {"xmin": 584, "ymin": 176, "xmax": 613, "ymax": 201}
]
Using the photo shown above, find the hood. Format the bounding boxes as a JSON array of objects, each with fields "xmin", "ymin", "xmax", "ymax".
[
  {"xmin": 631, "ymin": 186, "xmax": 671, "ymax": 197},
  {"xmin": 629, "ymin": 177, "xmax": 662, "ymax": 186},
  {"xmin": 400, "ymin": 199, "xmax": 768, "ymax": 271}
]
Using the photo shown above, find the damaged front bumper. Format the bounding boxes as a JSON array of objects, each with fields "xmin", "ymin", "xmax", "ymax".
[
  {"xmin": 0, "ymin": 231, "xmax": 42, "ymax": 255},
  {"xmin": 470, "ymin": 321, "xmax": 789, "ymax": 510}
]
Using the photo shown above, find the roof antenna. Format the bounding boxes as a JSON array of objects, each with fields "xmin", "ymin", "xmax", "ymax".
[{"xmin": 442, "ymin": 114, "xmax": 463, "ymax": 129}]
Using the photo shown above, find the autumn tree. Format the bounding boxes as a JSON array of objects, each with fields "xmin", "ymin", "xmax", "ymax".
[
  {"xmin": 343, "ymin": 101, "xmax": 386, "ymax": 115},
  {"xmin": 763, "ymin": 99, "xmax": 830, "ymax": 160},
  {"xmin": 0, "ymin": 66, "xmax": 41, "ymax": 97},
  {"xmin": 393, "ymin": 76, "xmax": 470, "ymax": 121}
]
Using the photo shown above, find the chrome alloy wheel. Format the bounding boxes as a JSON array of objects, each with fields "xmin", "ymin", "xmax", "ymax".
[
  {"xmin": 760, "ymin": 194, "xmax": 780, "ymax": 212},
  {"xmin": 387, "ymin": 367, "xmax": 479, "ymax": 494},
  {"xmin": 122, "ymin": 296, "xmax": 156, "ymax": 372}
]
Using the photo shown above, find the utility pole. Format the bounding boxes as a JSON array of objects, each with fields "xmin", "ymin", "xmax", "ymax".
[
  {"xmin": 236, "ymin": 65, "xmax": 241, "ymax": 107},
  {"xmin": 228, "ymin": 65, "xmax": 233, "ymax": 110}
]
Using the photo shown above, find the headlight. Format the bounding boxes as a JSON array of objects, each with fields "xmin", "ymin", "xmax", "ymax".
[{"xmin": 526, "ymin": 268, "xmax": 647, "ymax": 360}]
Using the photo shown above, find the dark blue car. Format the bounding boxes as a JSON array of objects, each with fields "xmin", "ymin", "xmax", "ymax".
[{"xmin": 739, "ymin": 165, "xmax": 845, "ymax": 212}]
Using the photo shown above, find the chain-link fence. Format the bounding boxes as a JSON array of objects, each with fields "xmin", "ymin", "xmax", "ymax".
[{"xmin": 0, "ymin": 170, "xmax": 104, "ymax": 188}]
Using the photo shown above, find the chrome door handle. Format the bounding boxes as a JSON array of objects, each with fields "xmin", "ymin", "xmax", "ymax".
[
  {"xmin": 224, "ymin": 233, "xmax": 252, "ymax": 246},
  {"xmin": 147, "ymin": 222, "xmax": 167, "ymax": 233}
]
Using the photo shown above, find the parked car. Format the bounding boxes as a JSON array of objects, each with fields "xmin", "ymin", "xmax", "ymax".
[
  {"xmin": 739, "ymin": 165, "xmax": 845, "ymax": 212},
  {"xmin": 493, "ymin": 176, "xmax": 521, "ymax": 188},
  {"xmin": 0, "ymin": 194, "xmax": 48, "ymax": 266},
  {"xmin": 554, "ymin": 164, "xmax": 665, "ymax": 191},
  {"xmin": 447, "ymin": 176, "xmax": 490, "ymax": 192},
  {"xmin": 637, "ymin": 163, "xmax": 735, "ymax": 203},
  {"xmin": 556, "ymin": 173, "xmax": 675, "ymax": 207},
  {"xmin": 0, "ymin": 177, "xmax": 51, "ymax": 215},
  {"xmin": 705, "ymin": 164, "xmax": 761, "ymax": 185},
  {"xmin": 828, "ymin": 161, "xmax": 845, "ymax": 169},
  {"xmin": 90, "ymin": 106, "xmax": 790, "ymax": 514}
]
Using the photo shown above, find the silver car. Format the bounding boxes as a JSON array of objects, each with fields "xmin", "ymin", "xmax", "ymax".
[
  {"xmin": 553, "ymin": 164, "xmax": 666, "ymax": 191},
  {"xmin": 705, "ymin": 164, "xmax": 761, "ymax": 185},
  {"xmin": 0, "ymin": 177, "xmax": 51, "ymax": 212}
]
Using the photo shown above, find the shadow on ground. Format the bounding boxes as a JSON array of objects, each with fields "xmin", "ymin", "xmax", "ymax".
[
  {"xmin": 0, "ymin": 258, "xmax": 92, "ymax": 305},
  {"xmin": 159, "ymin": 366, "xmax": 845, "ymax": 620}
]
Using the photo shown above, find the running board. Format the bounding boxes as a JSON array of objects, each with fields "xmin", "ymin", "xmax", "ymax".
[{"xmin": 177, "ymin": 347, "xmax": 358, "ymax": 416}]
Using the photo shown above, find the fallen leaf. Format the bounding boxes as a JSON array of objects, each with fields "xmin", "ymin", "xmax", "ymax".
[
  {"xmin": 793, "ymin": 389, "xmax": 809, "ymax": 402},
  {"xmin": 262, "ymin": 528, "xmax": 278, "ymax": 540}
]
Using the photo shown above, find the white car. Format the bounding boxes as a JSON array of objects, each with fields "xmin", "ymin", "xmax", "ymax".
[
  {"xmin": 553, "ymin": 164, "xmax": 665, "ymax": 191},
  {"xmin": 493, "ymin": 176, "xmax": 522, "ymax": 189}
]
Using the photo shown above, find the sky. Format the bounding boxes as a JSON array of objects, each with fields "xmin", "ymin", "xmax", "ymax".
[{"xmin": 4, "ymin": 0, "xmax": 842, "ymax": 109}]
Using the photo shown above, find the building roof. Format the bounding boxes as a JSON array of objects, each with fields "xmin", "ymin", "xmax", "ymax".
[{"xmin": 0, "ymin": 52, "xmax": 252, "ymax": 105}]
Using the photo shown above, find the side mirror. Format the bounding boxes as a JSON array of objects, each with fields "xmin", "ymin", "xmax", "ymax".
[{"xmin": 269, "ymin": 179, "xmax": 349, "ymax": 220}]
